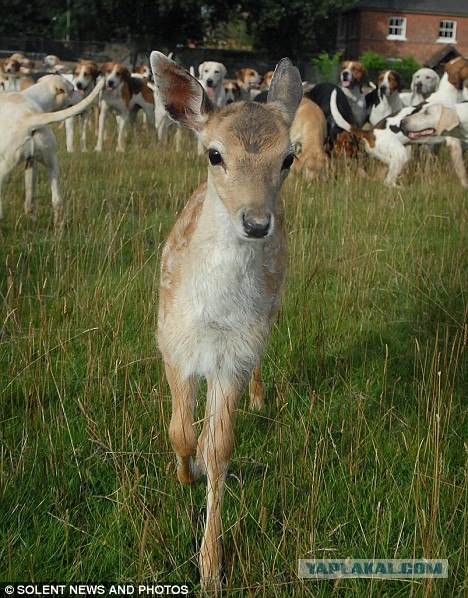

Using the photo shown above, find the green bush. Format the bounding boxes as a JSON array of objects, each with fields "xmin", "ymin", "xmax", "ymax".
[
  {"xmin": 359, "ymin": 50, "xmax": 420, "ymax": 88},
  {"xmin": 359, "ymin": 50, "xmax": 388, "ymax": 73},
  {"xmin": 311, "ymin": 50, "xmax": 343, "ymax": 83}
]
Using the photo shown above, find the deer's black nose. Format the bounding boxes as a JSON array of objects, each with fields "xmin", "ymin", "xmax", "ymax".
[{"xmin": 242, "ymin": 213, "xmax": 271, "ymax": 238}]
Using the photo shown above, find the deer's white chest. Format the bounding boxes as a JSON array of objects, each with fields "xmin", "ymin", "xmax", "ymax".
[{"xmin": 158, "ymin": 238, "xmax": 274, "ymax": 380}]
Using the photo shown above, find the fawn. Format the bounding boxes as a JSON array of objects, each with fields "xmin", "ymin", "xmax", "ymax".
[{"xmin": 150, "ymin": 51, "xmax": 302, "ymax": 590}]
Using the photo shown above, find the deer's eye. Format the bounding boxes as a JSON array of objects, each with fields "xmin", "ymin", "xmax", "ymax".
[
  {"xmin": 208, "ymin": 149, "xmax": 223, "ymax": 166},
  {"xmin": 282, "ymin": 154, "xmax": 295, "ymax": 170}
]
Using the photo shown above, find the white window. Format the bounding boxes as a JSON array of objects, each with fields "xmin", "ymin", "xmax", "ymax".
[
  {"xmin": 387, "ymin": 16, "xmax": 407, "ymax": 40},
  {"xmin": 437, "ymin": 20, "xmax": 457, "ymax": 43}
]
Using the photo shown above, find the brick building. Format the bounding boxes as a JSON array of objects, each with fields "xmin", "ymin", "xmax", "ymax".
[{"xmin": 338, "ymin": 0, "xmax": 468, "ymax": 63}]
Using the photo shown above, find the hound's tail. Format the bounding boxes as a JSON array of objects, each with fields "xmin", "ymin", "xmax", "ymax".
[
  {"xmin": 25, "ymin": 77, "xmax": 104, "ymax": 133},
  {"xmin": 330, "ymin": 89, "xmax": 353, "ymax": 132}
]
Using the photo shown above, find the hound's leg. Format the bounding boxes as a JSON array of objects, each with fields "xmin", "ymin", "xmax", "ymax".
[
  {"xmin": 0, "ymin": 176, "xmax": 3, "ymax": 220},
  {"xmin": 79, "ymin": 111, "xmax": 89, "ymax": 152},
  {"xmin": 95, "ymin": 101, "xmax": 108, "ymax": 152},
  {"xmin": 384, "ymin": 144, "xmax": 411, "ymax": 188},
  {"xmin": 199, "ymin": 375, "xmax": 243, "ymax": 590},
  {"xmin": 165, "ymin": 362, "xmax": 200, "ymax": 485},
  {"xmin": 0, "ymin": 160, "xmax": 9, "ymax": 219},
  {"xmin": 65, "ymin": 117, "xmax": 74, "ymax": 153},
  {"xmin": 144, "ymin": 106, "xmax": 156, "ymax": 142},
  {"xmin": 116, "ymin": 114, "xmax": 128, "ymax": 153},
  {"xmin": 42, "ymin": 133, "xmax": 63, "ymax": 228},
  {"xmin": 24, "ymin": 159, "xmax": 37, "ymax": 220},
  {"xmin": 446, "ymin": 137, "xmax": 468, "ymax": 188}
]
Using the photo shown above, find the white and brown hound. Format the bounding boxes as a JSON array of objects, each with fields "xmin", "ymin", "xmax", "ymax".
[
  {"xmin": 0, "ymin": 75, "xmax": 104, "ymax": 225},
  {"xmin": 198, "ymin": 61, "xmax": 227, "ymax": 106},
  {"xmin": 236, "ymin": 67, "xmax": 262, "ymax": 100},
  {"xmin": 367, "ymin": 70, "xmax": 404, "ymax": 126},
  {"xmin": 330, "ymin": 58, "xmax": 468, "ymax": 189},
  {"xmin": 65, "ymin": 60, "xmax": 100, "ymax": 152},
  {"xmin": 223, "ymin": 79, "xmax": 241, "ymax": 104},
  {"xmin": 400, "ymin": 67, "xmax": 440, "ymax": 106},
  {"xmin": 339, "ymin": 60, "xmax": 368, "ymax": 127},
  {"xmin": 95, "ymin": 61, "xmax": 155, "ymax": 152}
]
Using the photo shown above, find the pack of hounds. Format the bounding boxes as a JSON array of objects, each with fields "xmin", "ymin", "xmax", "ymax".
[{"xmin": 0, "ymin": 51, "xmax": 467, "ymax": 227}]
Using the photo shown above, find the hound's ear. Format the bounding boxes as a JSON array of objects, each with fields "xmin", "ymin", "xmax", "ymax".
[
  {"xmin": 395, "ymin": 72, "xmax": 402, "ymax": 92},
  {"xmin": 220, "ymin": 64, "xmax": 227, "ymax": 80},
  {"xmin": 360, "ymin": 67, "xmax": 369, "ymax": 86},
  {"xmin": 150, "ymin": 51, "xmax": 216, "ymax": 132},
  {"xmin": 267, "ymin": 58, "xmax": 303, "ymax": 128},
  {"xmin": 235, "ymin": 68, "xmax": 244, "ymax": 80},
  {"xmin": 433, "ymin": 72, "xmax": 440, "ymax": 90},
  {"xmin": 435, "ymin": 106, "xmax": 459, "ymax": 135},
  {"xmin": 198, "ymin": 62, "xmax": 206, "ymax": 79}
]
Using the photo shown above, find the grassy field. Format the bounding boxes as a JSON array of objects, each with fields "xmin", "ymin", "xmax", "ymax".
[{"xmin": 0, "ymin": 123, "xmax": 466, "ymax": 596}]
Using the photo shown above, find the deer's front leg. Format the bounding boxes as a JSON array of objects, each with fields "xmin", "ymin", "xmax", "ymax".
[
  {"xmin": 199, "ymin": 375, "xmax": 243, "ymax": 590},
  {"xmin": 164, "ymin": 362, "xmax": 200, "ymax": 484}
]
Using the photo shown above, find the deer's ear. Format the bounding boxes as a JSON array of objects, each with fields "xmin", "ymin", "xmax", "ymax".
[
  {"xmin": 267, "ymin": 58, "xmax": 303, "ymax": 128},
  {"xmin": 150, "ymin": 51, "xmax": 215, "ymax": 132}
]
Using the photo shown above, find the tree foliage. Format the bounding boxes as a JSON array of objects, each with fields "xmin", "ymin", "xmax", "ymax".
[
  {"xmin": 0, "ymin": 0, "xmax": 353, "ymax": 58},
  {"xmin": 240, "ymin": 0, "xmax": 354, "ymax": 59}
]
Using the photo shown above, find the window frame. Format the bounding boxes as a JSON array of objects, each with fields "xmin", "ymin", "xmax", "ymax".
[
  {"xmin": 386, "ymin": 16, "xmax": 407, "ymax": 41},
  {"xmin": 437, "ymin": 19, "xmax": 457, "ymax": 43}
]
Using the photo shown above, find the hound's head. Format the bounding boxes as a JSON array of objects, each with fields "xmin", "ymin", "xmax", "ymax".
[
  {"xmin": 340, "ymin": 61, "xmax": 367, "ymax": 90},
  {"xmin": 4, "ymin": 57, "xmax": 21, "ymax": 74},
  {"xmin": 198, "ymin": 61, "xmax": 227, "ymax": 98},
  {"xmin": 101, "ymin": 62, "xmax": 130, "ymax": 91},
  {"xmin": 411, "ymin": 68, "xmax": 439, "ymax": 97},
  {"xmin": 401, "ymin": 102, "xmax": 459, "ymax": 139},
  {"xmin": 445, "ymin": 56, "xmax": 468, "ymax": 91},
  {"xmin": 262, "ymin": 70, "xmax": 275, "ymax": 90},
  {"xmin": 133, "ymin": 65, "xmax": 151, "ymax": 79},
  {"xmin": 223, "ymin": 79, "xmax": 241, "ymax": 104},
  {"xmin": 33, "ymin": 75, "xmax": 80, "ymax": 110},
  {"xmin": 236, "ymin": 67, "xmax": 262, "ymax": 90},
  {"xmin": 152, "ymin": 52, "xmax": 302, "ymax": 241},
  {"xmin": 73, "ymin": 60, "xmax": 99, "ymax": 93},
  {"xmin": 44, "ymin": 55, "xmax": 60, "ymax": 68},
  {"xmin": 377, "ymin": 70, "xmax": 402, "ymax": 98}
]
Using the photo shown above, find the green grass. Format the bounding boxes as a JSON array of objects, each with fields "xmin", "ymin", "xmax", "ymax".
[{"xmin": 0, "ymin": 124, "xmax": 466, "ymax": 596}]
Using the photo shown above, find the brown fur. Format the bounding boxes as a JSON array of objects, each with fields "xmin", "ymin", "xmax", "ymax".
[
  {"xmin": 236, "ymin": 67, "xmax": 261, "ymax": 87},
  {"xmin": 332, "ymin": 131, "xmax": 361, "ymax": 157},
  {"xmin": 290, "ymin": 98, "xmax": 328, "ymax": 179},
  {"xmin": 262, "ymin": 70, "xmax": 274, "ymax": 89},
  {"xmin": 377, "ymin": 70, "xmax": 401, "ymax": 92},
  {"xmin": 73, "ymin": 60, "xmax": 99, "ymax": 81},
  {"xmin": 341, "ymin": 60, "xmax": 367, "ymax": 87},
  {"xmin": 151, "ymin": 52, "xmax": 301, "ymax": 591},
  {"xmin": 445, "ymin": 56, "xmax": 468, "ymax": 90}
]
